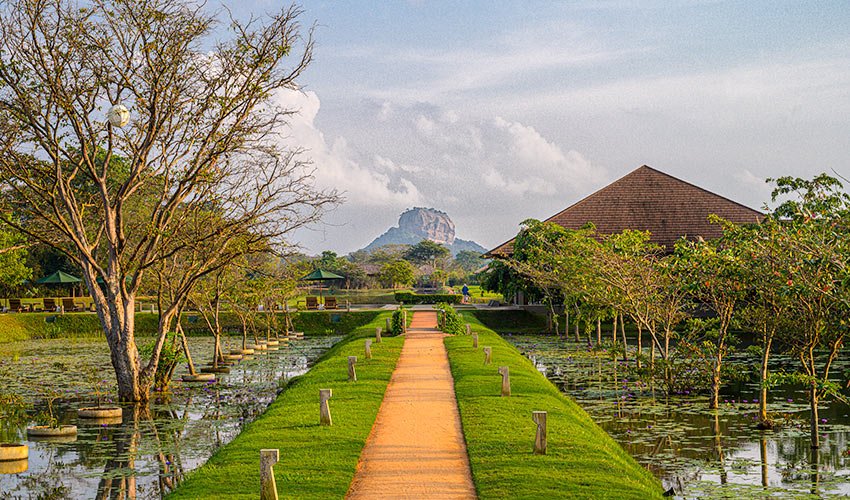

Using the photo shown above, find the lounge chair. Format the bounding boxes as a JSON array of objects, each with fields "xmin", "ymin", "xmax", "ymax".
[
  {"xmin": 8, "ymin": 298, "xmax": 22, "ymax": 313},
  {"xmin": 306, "ymin": 296, "xmax": 319, "ymax": 310},
  {"xmin": 43, "ymin": 298, "xmax": 57, "ymax": 312},
  {"xmin": 324, "ymin": 297, "xmax": 338, "ymax": 310},
  {"xmin": 62, "ymin": 298, "xmax": 83, "ymax": 312}
]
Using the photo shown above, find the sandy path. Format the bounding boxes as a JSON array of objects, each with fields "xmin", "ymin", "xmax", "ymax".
[{"xmin": 346, "ymin": 311, "xmax": 477, "ymax": 499}]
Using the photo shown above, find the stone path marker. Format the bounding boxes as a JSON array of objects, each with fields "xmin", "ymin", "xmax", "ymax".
[
  {"xmin": 365, "ymin": 339, "xmax": 372, "ymax": 359},
  {"xmin": 260, "ymin": 449, "xmax": 279, "ymax": 500},
  {"xmin": 498, "ymin": 366, "xmax": 510, "ymax": 397},
  {"xmin": 483, "ymin": 346, "xmax": 492, "ymax": 365},
  {"xmin": 386, "ymin": 317, "xmax": 391, "ymax": 332},
  {"xmin": 465, "ymin": 323, "xmax": 471, "ymax": 335},
  {"xmin": 375, "ymin": 326, "xmax": 382, "ymax": 343},
  {"xmin": 472, "ymin": 333, "xmax": 478, "ymax": 349},
  {"xmin": 348, "ymin": 356, "xmax": 357, "ymax": 381},
  {"xmin": 319, "ymin": 389, "xmax": 332, "ymax": 426},
  {"xmin": 533, "ymin": 411, "xmax": 547, "ymax": 455},
  {"xmin": 346, "ymin": 311, "xmax": 476, "ymax": 499}
]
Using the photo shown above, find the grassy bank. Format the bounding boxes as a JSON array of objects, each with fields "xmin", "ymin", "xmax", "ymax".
[
  {"xmin": 0, "ymin": 310, "xmax": 381, "ymax": 343},
  {"xmin": 167, "ymin": 313, "xmax": 403, "ymax": 499},
  {"xmin": 445, "ymin": 311, "xmax": 663, "ymax": 499}
]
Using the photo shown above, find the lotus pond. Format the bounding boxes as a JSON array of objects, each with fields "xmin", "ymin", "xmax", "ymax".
[
  {"xmin": 0, "ymin": 334, "xmax": 341, "ymax": 499},
  {"xmin": 505, "ymin": 334, "xmax": 850, "ymax": 499}
]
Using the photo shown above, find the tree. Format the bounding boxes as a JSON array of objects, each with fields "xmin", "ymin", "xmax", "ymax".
[
  {"xmin": 455, "ymin": 250, "xmax": 485, "ymax": 273},
  {"xmin": 593, "ymin": 230, "xmax": 688, "ymax": 388},
  {"xmin": 380, "ymin": 260, "xmax": 415, "ymax": 289},
  {"xmin": 0, "ymin": 0, "xmax": 337, "ymax": 401},
  {"xmin": 754, "ymin": 174, "xmax": 850, "ymax": 448},
  {"xmin": 675, "ymin": 228, "xmax": 749, "ymax": 409},
  {"xmin": 0, "ymin": 222, "xmax": 31, "ymax": 293},
  {"xmin": 404, "ymin": 240, "xmax": 450, "ymax": 268}
]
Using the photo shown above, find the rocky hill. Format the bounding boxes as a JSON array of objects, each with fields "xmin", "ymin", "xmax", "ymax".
[{"xmin": 363, "ymin": 208, "xmax": 486, "ymax": 256}]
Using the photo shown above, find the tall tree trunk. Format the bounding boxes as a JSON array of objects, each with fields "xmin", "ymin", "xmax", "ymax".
[
  {"xmin": 98, "ymin": 296, "xmax": 147, "ymax": 402},
  {"xmin": 596, "ymin": 318, "xmax": 601, "ymax": 345},
  {"xmin": 612, "ymin": 314, "xmax": 618, "ymax": 344},
  {"xmin": 620, "ymin": 313, "xmax": 628, "ymax": 361},
  {"xmin": 564, "ymin": 306, "xmax": 569, "ymax": 339},
  {"xmin": 758, "ymin": 335, "xmax": 773, "ymax": 428},
  {"xmin": 710, "ymin": 352, "xmax": 722, "ymax": 409},
  {"xmin": 636, "ymin": 323, "xmax": 642, "ymax": 369},
  {"xmin": 810, "ymin": 386, "xmax": 820, "ymax": 449},
  {"xmin": 177, "ymin": 323, "xmax": 196, "ymax": 376}
]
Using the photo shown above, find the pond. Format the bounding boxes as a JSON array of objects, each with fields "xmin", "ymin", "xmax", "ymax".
[
  {"xmin": 0, "ymin": 334, "xmax": 341, "ymax": 499},
  {"xmin": 504, "ymin": 334, "xmax": 850, "ymax": 499}
]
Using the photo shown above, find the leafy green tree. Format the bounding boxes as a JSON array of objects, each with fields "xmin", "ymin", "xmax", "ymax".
[
  {"xmin": 675, "ymin": 227, "xmax": 749, "ymax": 409},
  {"xmin": 753, "ymin": 174, "xmax": 850, "ymax": 448},
  {"xmin": 380, "ymin": 260, "xmax": 416, "ymax": 289},
  {"xmin": 454, "ymin": 250, "xmax": 485, "ymax": 273},
  {"xmin": 593, "ymin": 230, "xmax": 688, "ymax": 388},
  {"xmin": 0, "ymin": 222, "xmax": 31, "ymax": 292},
  {"xmin": 404, "ymin": 240, "xmax": 450, "ymax": 268}
]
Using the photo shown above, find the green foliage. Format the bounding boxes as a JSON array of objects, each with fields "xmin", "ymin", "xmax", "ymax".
[
  {"xmin": 449, "ymin": 312, "xmax": 663, "ymax": 498},
  {"xmin": 393, "ymin": 291, "xmax": 462, "ymax": 304},
  {"xmin": 435, "ymin": 303, "xmax": 464, "ymax": 335},
  {"xmin": 390, "ymin": 308, "xmax": 406, "ymax": 335},
  {"xmin": 167, "ymin": 314, "xmax": 404, "ymax": 499},
  {"xmin": 454, "ymin": 250, "xmax": 486, "ymax": 273},
  {"xmin": 0, "ymin": 220, "xmax": 31, "ymax": 292},
  {"xmin": 404, "ymin": 240, "xmax": 450, "ymax": 265},
  {"xmin": 379, "ymin": 259, "xmax": 416, "ymax": 288}
]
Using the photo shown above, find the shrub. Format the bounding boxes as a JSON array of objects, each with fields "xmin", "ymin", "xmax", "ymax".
[
  {"xmin": 394, "ymin": 292, "xmax": 462, "ymax": 304},
  {"xmin": 435, "ymin": 303, "xmax": 464, "ymax": 335},
  {"xmin": 390, "ymin": 308, "xmax": 406, "ymax": 335}
]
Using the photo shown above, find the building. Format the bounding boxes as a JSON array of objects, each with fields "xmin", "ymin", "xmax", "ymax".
[{"xmin": 486, "ymin": 165, "xmax": 763, "ymax": 258}]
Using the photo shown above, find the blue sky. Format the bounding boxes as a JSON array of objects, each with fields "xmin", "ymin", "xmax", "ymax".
[{"xmin": 233, "ymin": 1, "xmax": 850, "ymax": 254}]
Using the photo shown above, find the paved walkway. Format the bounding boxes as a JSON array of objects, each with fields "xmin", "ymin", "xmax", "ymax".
[{"xmin": 347, "ymin": 311, "xmax": 477, "ymax": 499}]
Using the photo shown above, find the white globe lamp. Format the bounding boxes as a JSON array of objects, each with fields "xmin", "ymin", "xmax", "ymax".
[{"xmin": 107, "ymin": 104, "xmax": 130, "ymax": 127}]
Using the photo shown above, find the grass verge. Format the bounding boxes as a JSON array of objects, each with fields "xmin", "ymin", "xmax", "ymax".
[
  {"xmin": 444, "ymin": 311, "xmax": 663, "ymax": 499},
  {"xmin": 166, "ymin": 313, "xmax": 403, "ymax": 500},
  {"xmin": 0, "ymin": 310, "xmax": 381, "ymax": 343}
]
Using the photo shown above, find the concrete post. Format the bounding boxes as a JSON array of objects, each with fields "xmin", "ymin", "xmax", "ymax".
[
  {"xmin": 533, "ymin": 411, "xmax": 547, "ymax": 455},
  {"xmin": 260, "ymin": 449, "xmax": 279, "ymax": 500},
  {"xmin": 319, "ymin": 389, "xmax": 332, "ymax": 426},
  {"xmin": 499, "ymin": 366, "xmax": 510, "ymax": 397},
  {"xmin": 348, "ymin": 356, "xmax": 357, "ymax": 381}
]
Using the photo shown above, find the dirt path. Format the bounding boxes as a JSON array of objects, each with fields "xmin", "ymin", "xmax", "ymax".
[{"xmin": 346, "ymin": 311, "xmax": 477, "ymax": 499}]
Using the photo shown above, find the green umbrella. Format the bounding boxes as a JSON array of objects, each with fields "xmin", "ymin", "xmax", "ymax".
[
  {"xmin": 35, "ymin": 270, "xmax": 82, "ymax": 284},
  {"xmin": 299, "ymin": 269, "xmax": 344, "ymax": 297},
  {"xmin": 35, "ymin": 270, "xmax": 83, "ymax": 299},
  {"xmin": 299, "ymin": 269, "xmax": 344, "ymax": 281}
]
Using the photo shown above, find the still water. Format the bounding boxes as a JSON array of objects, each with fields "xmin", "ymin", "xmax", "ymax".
[
  {"xmin": 505, "ymin": 334, "xmax": 850, "ymax": 498},
  {"xmin": 0, "ymin": 335, "xmax": 341, "ymax": 499}
]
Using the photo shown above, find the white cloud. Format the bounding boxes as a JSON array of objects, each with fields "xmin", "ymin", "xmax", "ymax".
[
  {"xmin": 272, "ymin": 89, "xmax": 422, "ymax": 207},
  {"xmin": 286, "ymin": 96, "xmax": 607, "ymax": 253}
]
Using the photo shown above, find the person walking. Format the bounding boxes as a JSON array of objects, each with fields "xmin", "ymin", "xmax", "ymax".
[{"xmin": 461, "ymin": 284, "xmax": 470, "ymax": 304}]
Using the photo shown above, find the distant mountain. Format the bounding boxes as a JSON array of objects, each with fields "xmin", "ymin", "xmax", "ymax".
[{"xmin": 363, "ymin": 208, "xmax": 487, "ymax": 256}]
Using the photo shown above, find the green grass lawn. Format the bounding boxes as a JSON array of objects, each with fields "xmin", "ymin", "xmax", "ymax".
[
  {"xmin": 445, "ymin": 311, "xmax": 663, "ymax": 499},
  {"xmin": 167, "ymin": 313, "xmax": 403, "ymax": 499}
]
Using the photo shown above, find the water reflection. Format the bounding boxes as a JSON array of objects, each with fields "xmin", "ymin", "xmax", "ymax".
[
  {"xmin": 0, "ymin": 335, "xmax": 340, "ymax": 499},
  {"xmin": 506, "ymin": 334, "xmax": 850, "ymax": 498}
]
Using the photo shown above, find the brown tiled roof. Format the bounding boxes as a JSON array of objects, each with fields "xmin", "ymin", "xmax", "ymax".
[{"xmin": 486, "ymin": 165, "xmax": 763, "ymax": 257}]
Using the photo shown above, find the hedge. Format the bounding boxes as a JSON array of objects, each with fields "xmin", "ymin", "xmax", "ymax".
[{"xmin": 393, "ymin": 292, "xmax": 462, "ymax": 304}]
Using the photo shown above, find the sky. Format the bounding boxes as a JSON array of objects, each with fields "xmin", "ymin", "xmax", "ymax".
[{"xmin": 235, "ymin": 1, "xmax": 850, "ymax": 255}]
